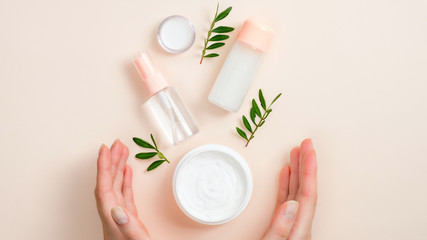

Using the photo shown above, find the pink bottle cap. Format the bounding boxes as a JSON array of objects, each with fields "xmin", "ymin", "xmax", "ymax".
[
  {"xmin": 134, "ymin": 51, "xmax": 168, "ymax": 97},
  {"xmin": 237, "ymin": 19, "xmax": 274, "ymax": 52}
]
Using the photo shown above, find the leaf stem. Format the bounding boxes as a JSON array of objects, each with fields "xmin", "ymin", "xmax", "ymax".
[
  {"xmin": 244, "ymin": 99, "xmax": 278, "ymax": 147},
  {"xmin": 134, "ymin": 134, "xmax": 170, "ymax": 171},
  {"xmin": 245, "ymin": 108, "xmax": 269, "ymax": 147},
  {"xmin": 154, "ymin": 146, "xmax": 170, "ymax": 164},
  {"xmin": 200, "ymin": 3, "xmax": 219, "ymax": 64},
  {"xmin": 162, "ymin": 154, "xmax": 170, "ymax": 163}
]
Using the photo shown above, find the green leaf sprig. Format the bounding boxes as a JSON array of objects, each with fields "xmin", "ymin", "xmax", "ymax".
[
  {"xmin": 133, "ymin": 134, "xmax": 170, "ymax": 171},
  {"xmin": 236, "ymin": 89, "xmax": 282, "ymax": 147},
  {"xmin": 200, "ymin": 3, "xmax": 234, "ymax": 64}
]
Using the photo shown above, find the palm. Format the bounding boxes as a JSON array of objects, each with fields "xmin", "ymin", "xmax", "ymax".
[
  {"xmin": 263, "ymin": 139, "xmax": 317, "ymax": 240},
  {"xmin": 95, "ymin": 140, "xmax": 143, "ymax": 240}
]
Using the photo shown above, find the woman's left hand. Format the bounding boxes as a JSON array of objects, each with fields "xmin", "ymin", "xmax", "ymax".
[{"xmin": 94, "ymin": 139, "xmax": 150, "ymax": 240}]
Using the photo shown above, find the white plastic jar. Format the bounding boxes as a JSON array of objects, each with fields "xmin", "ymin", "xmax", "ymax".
[
  {"xmin": 157, "ymin": 15, "xmax": 195, "ymax": 54},
  {"xmin": 173, "ymin": 144, "xmax": 253, "ymax": 225}
]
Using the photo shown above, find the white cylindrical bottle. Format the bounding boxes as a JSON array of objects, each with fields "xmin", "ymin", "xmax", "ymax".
[
  {"xmin": 134, "ymin": 51, "xmax": 199, "ymax": 145},
  {"xmin": 208, "ymin": 19, "xmax": 274, "ymax": 112}
]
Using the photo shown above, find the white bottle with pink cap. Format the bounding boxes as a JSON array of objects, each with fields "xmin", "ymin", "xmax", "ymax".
[
  {"xmin": 134, "ymin": 51, "xmax": 199, "ymax": 145},
  {"xmin": 208, "ymin": 19, "xmax": 274, "ymax": 112}
]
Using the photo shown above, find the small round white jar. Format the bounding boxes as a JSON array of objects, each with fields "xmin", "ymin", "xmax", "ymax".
[
  {"xmin": 157, "ymin": 15, "xmax": 195, "ymax": 54},
  {"xmin": 173, "ymin": 144, "xmax": 253, "ymax": 225}
]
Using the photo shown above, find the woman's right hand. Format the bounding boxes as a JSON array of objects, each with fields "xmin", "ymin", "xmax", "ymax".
[{"xmin": 262, "ymin": 139, "xmax": 318, "ymax": 240}]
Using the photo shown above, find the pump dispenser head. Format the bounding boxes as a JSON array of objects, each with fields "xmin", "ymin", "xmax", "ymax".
[{"xmin": 134, "ymin": 51, "xmax": 168, "ymax": 96}]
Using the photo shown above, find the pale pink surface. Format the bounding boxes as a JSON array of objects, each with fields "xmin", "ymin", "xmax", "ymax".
[{"xmin": 1, "ymin": 1, "xmax": 427, "ymax": 240}]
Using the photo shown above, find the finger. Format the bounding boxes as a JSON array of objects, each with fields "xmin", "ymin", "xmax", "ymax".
[
  {"xmin": 95, "ymin": 145, "xmax": 117, "ymax": 222},
  {"xmin": 110, "ymin": 139, "xmax": 124, "ymax": 181},
  {"xmin": 111, "ymin": 206, "xmax": 150, "ymax": 240},
  {"xmin": 123, "ymin": 165, "xmax": 138, "ymax": 215},
  {"xmin": 113, "ymin": 144, "xmax": 129, "ymax": 196},
  {"xmin": 276, "ymin": 165, "xmax": 290, "ymax": 209},
  {"xmin": 262, "ymin": 201, "xmax": 299, "ymax": 240},
  {"xmin": 288, "ymin": 147, "xmax": 300, "ymax": 200},
  {"xmin": 298, "ymin": 139, "xmax": 313, "ymax": 184},
  {"xmin": 292, "ymin": 150, "xmax": 317, "ymax": 239},
  {"xmin": 300, "ymin": 150, "xmax": 317, "ymax": 199},
  {"xmin": 95, "ymin": 144, "xmax": 113, "ymax": 194}
]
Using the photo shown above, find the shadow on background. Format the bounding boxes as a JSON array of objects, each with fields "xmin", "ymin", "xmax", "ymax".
[{"xmin": 63, "ymin": 151, "xmax": 102, "ymax": 240}]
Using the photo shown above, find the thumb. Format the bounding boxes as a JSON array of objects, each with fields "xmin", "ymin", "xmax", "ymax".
[
  {"xmin": 111, "ymin": 206, "xmax": 150, "ymax": 240},
  {"xmin": 263, "ymin": 201, "xmax": 299, "ymax": 240}
]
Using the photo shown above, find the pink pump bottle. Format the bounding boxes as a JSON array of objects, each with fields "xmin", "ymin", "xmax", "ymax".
[{"xmin": 134, "ymin": 51, "xmax": 199, "ymax": 145}]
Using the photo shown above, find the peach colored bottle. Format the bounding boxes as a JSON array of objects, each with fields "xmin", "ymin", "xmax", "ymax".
[{"xmin": 208, "ymin": 19, "xmax": 274, "ymax": 112}]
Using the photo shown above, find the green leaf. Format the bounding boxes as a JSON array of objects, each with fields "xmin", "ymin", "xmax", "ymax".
[
  {"xmin": 250, "ymin": 107, "xmax": 256, "ymax": 124},
  {"xmin": 242, "ymin": 116, "xmax": 252, "ymax": 132},
  {"xmin": 135, "ymin": 152, "xmax": 157, "ymax": 159},
  {"xmin": 235, "ymin": 90, "xmax": 282, "ymax": 147},
  {"xmin": 236, "ymin": 127, "xmax": 248, "ymax": 140},
  {"xmin": 150, "ymin": 134, "xmax": 157, "ymax": 149},
  {"xmin": 133, "ymin": 137, "xmax": 155, "ymax": 149},
  {"xmin": 147, "ymin": 160, "xmax": 166, "ymax": 171},
  {"xmin": 200, "ymin": 4, "xmax": 234, "ymax": 64},
  {"xmin": 204, "ymin": 53, "xmax": 219, "ymax": 58},
  {"xmin": 259, "ymin": 89, "xmax": 266, "ymax": 110},
  {"xmin": 158, "ymin": 152, "xmax": 165, "ymax": 159},
  {"xmin": 212, "ymin": 26, "xmax": 234, "ymax": 33},
  {"xmin": 206, "ymin": 42, "xmax": 225, "ymax": 49},
  {"xmin": 209, "ymin": 34, "xmax": 229, "ymax": 41},
  {"xmin": 271, "ymin": 93, "xmax": 282, "ymax": 105},
  {"xmin": 215, "ymin": 7, "xmax": 232, "ymax": 22},
  {"xmin": 252, "ymin": 99, "xmax": 262, "ymax": 118}
]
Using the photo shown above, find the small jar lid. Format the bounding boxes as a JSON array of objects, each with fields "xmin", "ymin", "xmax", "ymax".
[{"xmin": 157, "ymin": 15, "xmax": 196, "ymax": 54}]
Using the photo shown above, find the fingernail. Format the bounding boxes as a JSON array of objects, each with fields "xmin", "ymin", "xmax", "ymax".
[
  {"xmin": 306, "ymin": 138, "xmax": 313, "ymax": 148},
  {"xmin": 111, "ymin": 206, "xmax": 128, "ymax": 225},
  {"xmin": 99, "ymin": 144, "xmax": 105, "ymax": 155},
  {"xmin": 283, "ymin": 201, "xmax": 299, "ymax": 219},
  {"xmin": 111, "ymin": 138, "xmax": 122, "ymax": 148}
]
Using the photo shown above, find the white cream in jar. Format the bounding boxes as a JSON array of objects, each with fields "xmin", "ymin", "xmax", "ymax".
[
  {"xmin": 157, "ymin": 15, "xmax": 195, "ymax": 54},
  {"xmin": 173, "ymin": 144, "xmax": 253, "ymax": 225}
]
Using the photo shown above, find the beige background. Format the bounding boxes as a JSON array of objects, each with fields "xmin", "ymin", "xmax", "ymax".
[{"xmin": 1, "ymin": 0, "xmax": 427, "ymax": 239}]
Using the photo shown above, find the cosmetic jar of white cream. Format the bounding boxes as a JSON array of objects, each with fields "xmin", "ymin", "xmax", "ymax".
[
  {"xmin": 173, "ymin": 144, "xmax": 253, "ymax": 225},
  {"xmin": 157, "ymin": 15, "xmax": 195, "ymax": 54}
]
